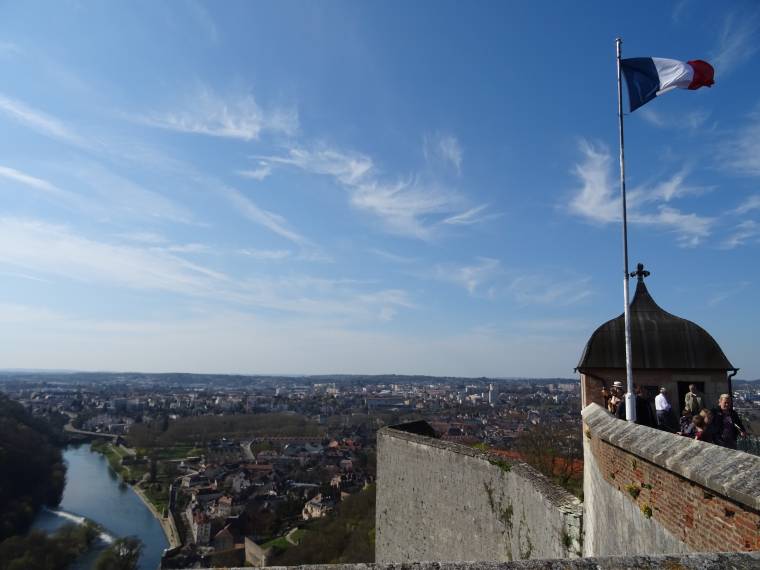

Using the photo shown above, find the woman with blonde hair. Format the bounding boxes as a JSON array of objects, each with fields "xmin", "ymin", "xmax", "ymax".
[{"xmin": 710, "ymin": 394, "xmax": 747, "ymax": 449}]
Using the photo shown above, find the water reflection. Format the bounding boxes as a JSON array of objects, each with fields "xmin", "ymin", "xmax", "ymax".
[{"xmin": 32, "ymin": 443, "xmax": 168, "ymax": 570}]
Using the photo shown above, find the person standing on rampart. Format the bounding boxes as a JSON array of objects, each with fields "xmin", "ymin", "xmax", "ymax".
[
  {"xmin": 711, "ymin": 394, "xmax": 747, "ymax": 450},
  {"xmin": 607, "ymin": 381, "xmax": 623, "ymax": 416},
  {"xmin": 655, "ymin": 387, "xmax": 672, "ymax": 431},
  {"xmin": 634, "ymin": 385, "xmax": 655, "ymax": 428},
  {"xmin": 684, "ymin": 384, "xmax": 703, "ymax": 415}
]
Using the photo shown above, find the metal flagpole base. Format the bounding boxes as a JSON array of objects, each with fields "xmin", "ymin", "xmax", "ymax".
[{"xmin": 625, "ymin": 392, "xmax": 637, "ymax": 423}]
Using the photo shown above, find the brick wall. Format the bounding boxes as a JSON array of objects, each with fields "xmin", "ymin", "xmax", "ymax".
[
  {"xmin": 582, "ymin": 403, "xmax": 760, "ymax": 556},
  {"xmin": 589, "ymin": 433, "xmax": 760, "ymax": 551}
]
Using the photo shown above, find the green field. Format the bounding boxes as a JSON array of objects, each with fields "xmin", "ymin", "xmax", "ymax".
[
  {"xmin": 263, "ymin": 529, "xmax": 309, "ymax": 551},
  {"xmin": 91, "ymin": 442, "xmax": 130, "ymax": 479},
  {"xmin": 141, "ymin": 446, "xmax": 203, "ymax": 461}
]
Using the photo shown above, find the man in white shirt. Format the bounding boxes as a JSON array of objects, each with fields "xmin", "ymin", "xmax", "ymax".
[{"xmin": 654, "ymin": 387, "xmax": 672, "ymax": 430}]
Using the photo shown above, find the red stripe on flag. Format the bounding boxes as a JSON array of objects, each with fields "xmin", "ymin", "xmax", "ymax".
[{"xmin": 687, "ymin": 60, "xmax": 715, "ymax": 90}]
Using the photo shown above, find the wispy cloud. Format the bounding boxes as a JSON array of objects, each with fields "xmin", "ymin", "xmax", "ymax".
[
  {"xmin": 0, "ymin": 93, "xmax": 199, "ymax": 182},
  {"xmin": 645, "ymin": 169, "xmax": 712, "ymax": 202},
  {"xmin": 67, "ymin": 161, "xmax": 195, "ymax": 224},
  {"xmin": 569, "ymin": 140, "xmax": 619, "ymax": 223},
  {"xmin": 0, "ymin": 165, "xmax": 77, "ymax": 201},
  {"xmin": 0, "ymin": 162, "xmax": 196, "ymax": 226},
  {"xmin": 442, "ymin": 204, "xmax": 501, "ymax": 226},
  {"xmin": 116, "ymin": 231, "xmax": 169, "ymax": 244},
  {"xmin": 0, "ymin": 217, "xmax": 411, "ymax": 323},
  {"xmin": 0, "ymin": 93, "xmax": 91, "ymax": 149},
  {"xmin": 707, "ymin": 280, "xmax": 750, "ymax": 306},
  {"xmin": 220, "ymin": 186, "xmax": 308, "ymax": 245},
  {"xmin": 721, "ymin": 107, "xmax": 760, "ymax": 176},
  {"xmin": 734, "ymin": 194, "xmax": 760, "ymax": 214},
  {"xmin": 639, "ymin": 107, "xmax": 710, "ymax": 131},
  {"xmin": 259, "ymin": 146, "xmax": 373, "ymax": 185},
  {"xmin": 711, "ymin": 10, "xmax": 760, "ymax": 76},
  {"xmin": 720, "ymin": 220, "xmax": 760, "ymax": 249},
  {"xmin": 369, "ymin": 248, "xmax": 416, "ymax": 264},
  {"xmin": 237, "ymin": 161, "xmax": 272, "ymax": 181},
  {"xmin": 238, "ymin": 248, "xmax": 291, "ymax": 260},
  {"xmin": 261, "ymin": 144, "xmax": 490, "ymax": 239},
  {"xmin": 0, "ymin": 218, "xmax": 225, "ymax": 296},
  {"xmin": 142, "ymin": 87, "xmax": 298, "ymax": 141},
  {"xmin": 508, "ymin": 275, "xmax": 592, "ymax": 306},
  {"xmin": 568, "ymin": 140, "xmax": 715, "ymax": 246},
  {"xmin": 156, "ymin": 243, "xmax": 212, "ymax": 254},
  {"xmin": 350, "ymin": 177, "xmax": 462, "ymax": 239},
  {"xmin": 0, "ymin": 271, "xmax": 52, "ymax": 283},
  {"xmin": 650, "ymin": 206, "xmax": 714, "ymax": 247},
  {"xmin": 434, "ymin": 257, "xmax": 501, "ymax": 296},
  {"xmin": 424, "ymin": 133, "xmax": 463, "ymax": 174},
  {"xmin": 228, "ymin": 276, "xmax": 414, "ymax": 321}
]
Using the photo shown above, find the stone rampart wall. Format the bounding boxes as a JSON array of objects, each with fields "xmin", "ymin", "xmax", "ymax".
[
  {"xmin": 582, "ymin": 402, "xmax": 760, "ymax": 556},
  {"xmin": 374, "ymin": 425, "xmax": 582, "ymax": 563},
  {"xmin": 222, "ymin": 551, "xmax": 760, "ymax": 569}
]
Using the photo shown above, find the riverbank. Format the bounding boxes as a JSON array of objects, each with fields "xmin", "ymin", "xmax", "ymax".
[
  {"xmin": 90, "ymin": 442, "xmax": 181, "ymax": 549},
  {"xmin": 132, "ymin": 483, "xmax": 182, "ymax": 548},
  {"xmin": 33, "ymin": 444, "xmax": 169, "ymax": 570}
]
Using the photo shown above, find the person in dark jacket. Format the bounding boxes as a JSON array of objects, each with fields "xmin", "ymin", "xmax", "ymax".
[
  {"xmin": 679, "ymin": 409, "xmax": 693, "ymax": 435},
  {"xmin": 711, "ymin": 394, "xmax": 747, "ymax": 449},
  {"xmin": 634, "ymin": 385, "xmax": 656, "ymax": 428},
  {"xmin": 699, "ymin": 409, "xmax": 716, "ymax": 444}
]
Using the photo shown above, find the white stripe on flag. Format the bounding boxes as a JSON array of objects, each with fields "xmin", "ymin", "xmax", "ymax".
[{"xmin": 652, "ymin": 58, "xmax": 693, "ymax": 92}]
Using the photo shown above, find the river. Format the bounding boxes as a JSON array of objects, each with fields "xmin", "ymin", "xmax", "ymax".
[{"xmin": 32, "ymin": 443, "xmax": 169, "ymax": 570}]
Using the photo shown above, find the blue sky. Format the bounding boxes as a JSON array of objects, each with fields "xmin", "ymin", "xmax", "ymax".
[{"xmin": 0, "ymin": 1, "xmax": 758, "ymax": 378}]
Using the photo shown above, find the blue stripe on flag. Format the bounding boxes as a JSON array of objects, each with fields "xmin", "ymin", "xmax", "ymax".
[{"xmin": 621, "ymin": 58, "xmax": 660, "ymax": 112}]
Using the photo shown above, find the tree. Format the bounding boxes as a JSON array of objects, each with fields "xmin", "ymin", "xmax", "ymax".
[
  {"xmin": 516, "ymin": 421, "xmax": 583, "ymax": 497},
  {"xmin": 94, "ymin": 537, "xmax": 143, "ymax": 570},
  {"xmin": 0, "ymin": 394, "xmax": 67, "ymax": 540},
  {"xmin": 0, "ymin": 523, "xmax": 97, "ymax": 570},
  {"xmin": 271, "ymin": 485, "xmax": 375, "ymax": 565}
]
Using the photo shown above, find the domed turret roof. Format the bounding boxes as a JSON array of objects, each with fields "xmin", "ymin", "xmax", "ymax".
[{"xmin": 577, "ymin": 269, "xmax": 735, "ymax": 372}]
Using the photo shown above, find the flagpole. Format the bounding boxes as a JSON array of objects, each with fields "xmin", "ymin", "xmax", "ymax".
[{"xmin": 616, "ymin": 37, "xmax": 636, "ymax": 422}]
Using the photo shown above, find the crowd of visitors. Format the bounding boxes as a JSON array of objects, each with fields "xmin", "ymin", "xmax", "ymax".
[{"xmin": 603, "ymin": 382, "xmax": 748, "ymax": 449}]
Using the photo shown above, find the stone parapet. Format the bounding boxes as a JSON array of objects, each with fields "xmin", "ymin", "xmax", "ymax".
[
  {"xmin": 375, "ymin": 424, "xmax": 582, "ymax": 563},
  {"xmin": 221, "ymin": 551, "xmax": 760, "ymax": 569},
  {"xmin": 582, "ymin": 402, "xmax": 760, "ymax": 555},
  {"xmin": 582, "ymin": 403, "xmax": 760, "ymax": 510}
]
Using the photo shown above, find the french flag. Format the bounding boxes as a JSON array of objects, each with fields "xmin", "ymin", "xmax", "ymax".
[{"xmin": 621, "ymin": 58, "xmax": 714, "ymax": 112}]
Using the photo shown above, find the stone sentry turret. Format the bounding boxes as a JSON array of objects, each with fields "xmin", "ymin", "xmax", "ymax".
[{"xmin": 576, "ymin": 263, "xmax": 737, "ymax": 416}]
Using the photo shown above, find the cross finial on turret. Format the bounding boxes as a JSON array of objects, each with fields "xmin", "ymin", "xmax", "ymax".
[{"xmin": 630, "ymin": 262, "xmax": 650, "ymax": 283}]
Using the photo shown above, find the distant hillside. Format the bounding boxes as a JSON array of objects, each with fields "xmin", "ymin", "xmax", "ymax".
[
  {"xmin": 0, "ymin": 370, "xmax": 579, "ymax": 386},
  {"xmin": 0, "ymin": 394, "xmax": 66, "ymax": 540}
]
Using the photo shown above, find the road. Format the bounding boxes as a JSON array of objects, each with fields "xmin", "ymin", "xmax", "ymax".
[
  {"xmin": 63, "ymin": 414, "xmax": 119, "ymax": 441},
  {"xmin": 241, "ymin": 440, "xmax": 255, "ymax": 460}
]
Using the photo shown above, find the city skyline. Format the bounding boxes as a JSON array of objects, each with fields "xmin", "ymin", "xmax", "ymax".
[{"xmin": 0, "ymin": 1, "xmax": 759, "ymax": 377}]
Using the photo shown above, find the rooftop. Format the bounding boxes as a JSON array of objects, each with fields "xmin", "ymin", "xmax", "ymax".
[{"xmin": 577, "ymin": 264, "xmax": 735, "ymax": 372}]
